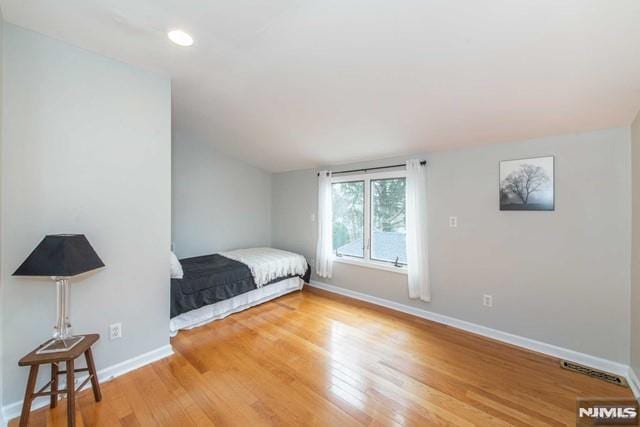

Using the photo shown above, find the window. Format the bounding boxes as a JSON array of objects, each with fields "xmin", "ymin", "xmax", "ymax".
[
  {"xmin": 371, "ymin": 177, "xmax": 406, "ymax": 265},
  {"xmin": 332, "ymin": 181, "xmax": 365, "ymax": 258},
  {"xmin": 332, "ymin": 171, "xmax": 407, "ymax": 271}
]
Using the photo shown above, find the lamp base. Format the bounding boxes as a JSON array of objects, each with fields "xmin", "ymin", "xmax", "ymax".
[{"xmin": 36, "ymin": 335, "xmax": 85, "ymax": 354}]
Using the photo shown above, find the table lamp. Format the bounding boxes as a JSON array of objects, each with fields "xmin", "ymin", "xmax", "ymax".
[{"xmin": 13, "ymin": 234, "xmax": 104, "ymax": 354}]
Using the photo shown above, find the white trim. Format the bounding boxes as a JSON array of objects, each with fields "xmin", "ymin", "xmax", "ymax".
[
  {"xmin": 629, "ymin": 367, "xmax": 640, "ymax": 402},
  {"xmin": 331, "ymin": 169, "xmax": 406, "ymax": 183},
  {"xmin": 334, "ymin": 257, "xmax": 408, "ymax": 275},
  {"xmin": 1, "ymin": 344, "xmax": 173, "ymax": 424},
  {"xmin": 308, "ymin": 280, "xmax": 630, "ymax": 377}
]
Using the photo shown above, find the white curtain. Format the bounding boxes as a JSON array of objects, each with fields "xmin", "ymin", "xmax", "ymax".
[
  {"xmin": 406, "ymin": 159, "xmax": 430, "ymax": 301},
  {"xmin": 316, "ymin": 171, "xmax": 334, "ymax": 278}
]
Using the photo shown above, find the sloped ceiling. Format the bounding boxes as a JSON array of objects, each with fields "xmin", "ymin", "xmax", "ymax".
[{"xmin": 2, "ymin": 0, "xmax": 640, "ymax": 172}]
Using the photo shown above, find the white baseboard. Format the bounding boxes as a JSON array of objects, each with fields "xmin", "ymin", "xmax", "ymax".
[
  {"xmin": 629, "ymin": 367, "xmax": 640, "ymax": 402},
  {"xmin": 308, "ymin": 280, "xmax": 630, "ymax": 378},
  {"xmin": 1, "ymin": 344, "xmax": 173, "ymax": 424}
]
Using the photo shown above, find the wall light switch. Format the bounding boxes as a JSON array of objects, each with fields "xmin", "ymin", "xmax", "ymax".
[
  {"xmin": 483, "ymin": 295, "xmax": 493, "ymax": 307},
  {"xmin": 449, "ymin": 216, "xmax": 458, "ymax": 228},
  {"xmin": 311, "ymin": 213, "xmax": 316, "ymax": 222}
]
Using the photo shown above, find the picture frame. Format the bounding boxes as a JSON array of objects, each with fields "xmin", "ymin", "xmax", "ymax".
[{"xmin": 499, "ymin": 156, "xmax": 554, "ymax": 211}]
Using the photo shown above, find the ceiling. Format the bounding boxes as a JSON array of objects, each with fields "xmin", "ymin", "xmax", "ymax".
[{"xmin": 2, "ymin": 1, "xmax": 640, "ymax": 172}]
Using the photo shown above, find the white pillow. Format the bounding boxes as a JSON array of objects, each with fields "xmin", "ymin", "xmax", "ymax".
[{"xmin": 170, "ymin": 251, "xmax": 184, "ymax": 279}]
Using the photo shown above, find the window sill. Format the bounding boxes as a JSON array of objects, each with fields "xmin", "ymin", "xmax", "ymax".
[{"xmin": 333, "ymin": 257, "xmax": 408, "ymax": 275}]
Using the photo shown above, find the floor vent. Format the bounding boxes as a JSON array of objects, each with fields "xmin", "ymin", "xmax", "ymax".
[{"xmin": 560, "ymin": 360, "xmax": 628, "ymax": 387}]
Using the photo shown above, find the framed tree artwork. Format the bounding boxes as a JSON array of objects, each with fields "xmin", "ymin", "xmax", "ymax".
[{"xmin": 499, "ymin": 156, "xmax": 554, "ymax": 211}]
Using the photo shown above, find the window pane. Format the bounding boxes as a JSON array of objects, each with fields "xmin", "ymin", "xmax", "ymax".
[
  {"xmin": 371, "ymin": 178, "xmax": 407, "ymax": 264},
  {"xmin": 332, "ymin": 181, "xmax": 365, "ymax": 258}
]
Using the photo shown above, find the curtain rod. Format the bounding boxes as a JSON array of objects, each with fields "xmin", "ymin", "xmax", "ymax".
[{"xmin": 317, "ymin": 160, "xmax": 426, "ymax": 177}]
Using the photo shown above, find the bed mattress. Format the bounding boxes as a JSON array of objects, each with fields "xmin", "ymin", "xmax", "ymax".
[
  {"xmin": 171, "ymin": 253, "xmax": 311, "ymax": 319},
  {"xmin": 170, "ymin": 254, "xmax": 255, "ymax": 318}
]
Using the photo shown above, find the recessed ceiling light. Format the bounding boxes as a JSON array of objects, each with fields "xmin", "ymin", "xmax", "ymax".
[{"xmin": 168, "ymin": 30, "xmax": 194, "ymax": 47}]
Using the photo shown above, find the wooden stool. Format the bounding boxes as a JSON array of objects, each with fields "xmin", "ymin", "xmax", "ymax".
[{"xmin": 18, "ymin": 334, "xmax": 101, "ymax": 427}]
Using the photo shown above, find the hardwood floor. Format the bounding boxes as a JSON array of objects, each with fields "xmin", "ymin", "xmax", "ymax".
[{"xmin": 11, "ymin": 287, "xmax": 634, "ymax": 426}]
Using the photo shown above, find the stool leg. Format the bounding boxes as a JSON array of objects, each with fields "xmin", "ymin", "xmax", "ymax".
[
  {"xmin": 51, "ymin": 362, "xmax": 59, "ymax": 408},
  {"xmin": 84, "ymin": 348, "xmax": 102, "ymax": 402},
  {"xmin": 19, "ymin": 365, "xmax": 39, "ymax": 427},
  {"xmin": 66, "ymin": 359, "xmax": 76, "ymax": 427}
]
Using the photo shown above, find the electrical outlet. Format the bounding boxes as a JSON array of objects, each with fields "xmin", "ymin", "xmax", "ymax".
[
  {"xmin": 483, "ymin": 294, "xmax": 493, "ymax": 307},
  {"xmin": 449, "ymin": 216, "xmax": 458, "ymax": 228},
  {"xmin": 109, "ymin": 323, "xmax": 122, "ymax": 340}
]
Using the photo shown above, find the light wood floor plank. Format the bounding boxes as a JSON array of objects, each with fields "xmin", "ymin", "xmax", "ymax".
[{"xmin": 9, "ymin": 287, "xmax": 634, "ymax": 426}]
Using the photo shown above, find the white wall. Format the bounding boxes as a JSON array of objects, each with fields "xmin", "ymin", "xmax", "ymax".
[
  {"xmin": 172, "ymin": 130, "xmax": 271, "ymax": 258},
  {"xmin": 632, "ymin": 111, "xmax": 640, "ymax": 376},
  {"xmin": 1, "ymin": 25, "xmax": 172, "ymax": 407},
  {"xmin": 0, "ymin": 11, "xmax": 5, "ymax": 426},
  {"xmin": 272, "ymin": 127, "xmax": 631, "ymax": 364}
]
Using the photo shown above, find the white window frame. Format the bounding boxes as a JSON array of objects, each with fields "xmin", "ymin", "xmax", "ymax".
[{"xmin": 332, "ymin": 170, "xmax": 408, "ymax": 275}]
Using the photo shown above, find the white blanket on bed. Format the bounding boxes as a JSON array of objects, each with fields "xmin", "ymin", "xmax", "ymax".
[{"xmin": 220, "ymin": 247, "xmax": 308, "ymax": 287}]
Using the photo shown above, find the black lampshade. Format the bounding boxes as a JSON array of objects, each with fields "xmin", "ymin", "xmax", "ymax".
[{"xmin": 13, "ymin": 234, "xmax": 105, "ymax": 277}]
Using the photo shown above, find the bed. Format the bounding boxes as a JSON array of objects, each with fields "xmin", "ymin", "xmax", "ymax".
[{"xmin": 170, "ymin": 247, "xmax": 310, "ymax": 335}]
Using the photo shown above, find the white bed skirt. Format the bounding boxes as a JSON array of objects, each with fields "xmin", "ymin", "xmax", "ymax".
[{"xmin": 170, "ymin": 277, "xmax": 304, "ymax": 336}]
